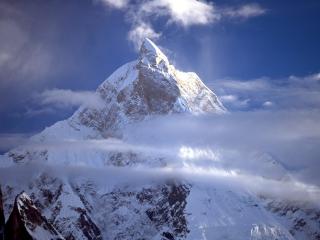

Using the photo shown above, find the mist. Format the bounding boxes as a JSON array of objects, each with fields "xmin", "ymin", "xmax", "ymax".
[{"xmin": 3, "ymin": 108, "xmax": 319, "ymax": 205}]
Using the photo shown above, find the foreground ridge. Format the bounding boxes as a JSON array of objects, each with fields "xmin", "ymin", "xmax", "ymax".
[{"xmin": 4, "ymin": 191, "xmax": 64, "ymax": 240}]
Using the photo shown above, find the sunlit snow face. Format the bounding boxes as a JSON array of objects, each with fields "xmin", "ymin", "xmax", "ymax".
[{"xmin": 178, "ymin": 146, "xmax": 219, "ymax": 162}]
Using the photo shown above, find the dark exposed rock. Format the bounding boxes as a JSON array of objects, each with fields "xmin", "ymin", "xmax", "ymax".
[
  {"xmin": 139, "ymin": 182, "xmax": 190, "ymax": 239},
  {"xmin": 0, "ymin": 186, "xmax": 4, "ymax": 240},
  {"xmin": 4, "ymin": 192, "xmax": 64, "ymax": 240},
  {"xmin": 73, "ymin": 208, "xmax": 102, "ymax": 240},
  {"xmin": 31, "ymin": 174, "xmax": 102, "ymax": 240},
  {"xmin": 162, "ymin": 231, "xmax": 175, "ymax": 240},
  {"xmin": 8, "ymin": 150, "xmax": 48, "ymax": 164},
  {"xmin": 264, "ymin": 199, "xmax": 320, "ymax": 240}
]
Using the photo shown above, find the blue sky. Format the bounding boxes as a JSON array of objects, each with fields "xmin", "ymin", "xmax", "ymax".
[{"xmin": 0, "ymin": 0, "xmax": 320, "ymax": 152}]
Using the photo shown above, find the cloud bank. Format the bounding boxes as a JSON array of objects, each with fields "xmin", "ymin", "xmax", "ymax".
[
  {"xmin": 123, "ymin": 110, "xmax": 320, "ymax": 187},
  {"xmin": 212, "ymin": 73, "xmax": 320, "ymax": 110},
  {"xmin": 37, "ymin": 88, "xmax": 104, "ymax": 109}
]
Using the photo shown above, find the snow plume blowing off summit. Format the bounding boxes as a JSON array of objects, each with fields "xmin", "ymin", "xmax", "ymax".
[{"xmin": 0, "ymin": 38, "xmax": 320, "ymax": 240}]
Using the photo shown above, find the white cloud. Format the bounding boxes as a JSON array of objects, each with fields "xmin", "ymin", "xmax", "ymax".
[
  {"xmin": 125, "ymin": 0, "xmax": 218, "ymax": 50},
  {"xmin": 124, "ymin": 110, "xmax": 320, "ymax": 187},
  {"xmin": 223, "ymin": 3, "xmax": 267, "ymax": 19},
  {"xmin": 3, "ymin": 109, "xmax": 320, "ymax": 204},
  {"xmin": 108, "ymin": 1, "xmax": 267, "ymax": 50},
  {"xmin": 38, "ymin": 88, "xmax": 104, "ymax": 109},
  {"xmin": 24, "ymin": 107, "xmax": 57, "ymax": 117},
  {"xmin": 128, "ymin": 22, "xmax": 161, "ymax": 51},
  {"xmin": 141, "ymin": 0, "xmax": 219, "ymax": 27},
  {"xmin": 178, "ymin": 146, "xmax": 219, "ymax": 162},
  {"xmin": 96, "ymin": 0, "xmax": 129, "ymax": 9},
  {"xmin": 263, "ymin": 101, "xmax": 273, "ymax": 107},
  {"xmin": 220, "ymin": 94, "xmax": 238, "ymax": 102},
  {"xmin": 216, "ymin": 78, "xmax": 269, "ymax": 91},
  {"xmin": 220, "ymin": 95, "xmax": 250, "ymax": 108},
  {"xmin": 212, "ymin": 73, "xmax": 320, "ymax": 110}
]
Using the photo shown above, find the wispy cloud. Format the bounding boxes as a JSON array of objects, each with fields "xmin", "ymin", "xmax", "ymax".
[
  {"xmin": 220, "ymin": 95, "xmax": 250, "ymax": 108},
  {"xmin": 96, "ymin": 0, "xmax": 129, "ymax": 9},
  {"xmin": 140, "ymin": 0, "xmax": 219, "ymax": 27},
  {"xmin": 215, "ymin": 78, "xmax": 270, "ymax": 91},
  {"xmin": 128, "ymin": 22, "xmax": 161, "ymax": 51},
  {"xmin": 3, "ymin": 108, "xmax": 320, "ymax": 203},
  {"xmin": 37, "ymin": 88, "xmax": 104, "ymax": 109},
  {"xmin": 123, "ymin": 110, "xmax": 320, "ymax": 187},
  {"xmin": 0, "ymin": 19, "xmax": 53, "ymax": 83},
  {"xmin": 222, "ymin": 3, "xmax": 267, "ymax": 19},
  {"xmin": 211, "ymin": 73, "xmax": 320, "ymax": 110},
  {"xmin": 0, "ymin": 133, "xmax": 31, "ymax": 153},
  {"xmin": 95, "ymin": 0, "xmax": 267, "ymax": 51}
]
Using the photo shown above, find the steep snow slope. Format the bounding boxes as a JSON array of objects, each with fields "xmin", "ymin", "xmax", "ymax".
[
  {"xmin": 186, "ymin": 183, "xmax": 294, "ymax": 240},
  {"xmin": 0, "ymin": 38, "xmax": 318, "ymax": 240}
]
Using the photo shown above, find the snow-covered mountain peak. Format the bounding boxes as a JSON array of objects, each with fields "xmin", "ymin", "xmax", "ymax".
[
  {"xmin": 139, "ymin": 38, "xmax": 169, "ymax": 68},
  {"xmin": 66, "ymin": 39, "xmax": 226, "ymax": 137},
  {"xmin": 2, "ymin": 38, "xmax": 226, "ymax": 167},
  {"xmin": 1, "ymin": 38, "xmax": 319, "ymax": 240}
]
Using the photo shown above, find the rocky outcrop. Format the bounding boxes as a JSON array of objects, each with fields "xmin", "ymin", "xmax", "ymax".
[
  {"xmin": 264, "ymin": 199, "xmax": 320, "ymax": 240},
  {"xmin": 0, "ymin": 186, "xmax": 4, "ymax": 240},
  {"xmin": 30, "ymin": 173, "xmax": 102, "ymax": 240},
  {"xmin": 96, "ymin": 181, "xmax": 190, "ymax": 240},
  {"xmin": 4, "ymin": 192, "xmax": 64, "ymax": 240}
]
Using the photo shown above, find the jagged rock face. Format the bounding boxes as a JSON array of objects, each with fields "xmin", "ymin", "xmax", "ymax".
[
  {"xmin": 2, "ymin": 176, "xmax": 190, "ymax": 240},
  {"xmin": 73, "ymin": 38, "xmax": 225, "ymax": 136},
  {"xmin": 142, "ymin": 183, "xmax": 190, "ymax": 239},
  {"xmin": 263, "ymin": 199, "xmax": 320, "ymax": 240},
  {"xmin": 28, "ymin": 173, "xmax": 102, "ymax": 240},
  {"xmin": 95, "ymin": 182, "xmax": 190, "ymax": 240},
  {"xmin": 4, "ymin": 192, "xmax": 64, "ymax": 240}
]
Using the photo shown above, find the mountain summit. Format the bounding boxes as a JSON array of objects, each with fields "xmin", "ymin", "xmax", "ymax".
[
  {"xmin": 3, "ymin": 38, "xmax": 226, "ymax": 165},
  {"xmin": 139, "ymin": 38, "xmax": 170, "ymax": 67},
  {"xmin": 69, "ymin": 38, "xmax": 225, "ymax": 136}
]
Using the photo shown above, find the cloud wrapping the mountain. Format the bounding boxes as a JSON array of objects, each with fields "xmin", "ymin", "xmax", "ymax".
[
  {"xmin": 10, "ymin": 108, "xmax": 319, "ymax": 190},
  {"xmin": 0, "ymin": 133, "xmax": 30, "ymax": 153},
  {"xmin": 123, "ymin": 110, "xmax": 320, "ymax": 186},
  {"xmin": 1, "ymin": 160, "xmax": 319, "ymax": 206},
  {"xmin": 128, "ymin": 22, "xmax": 161, "ymax": 51},
  {"xmin": 37, "ymin": 88, "xmax": 104, "ymax": 109},
  {"xmin": 212, "ymin": 73, "xmax": 320, "ymax": 110}
]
